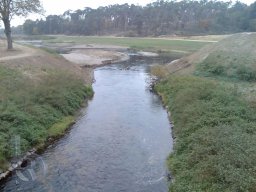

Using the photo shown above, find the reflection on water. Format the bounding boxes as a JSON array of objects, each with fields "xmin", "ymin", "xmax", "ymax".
[{"xmin": 1, "ymin": 59, "xmax": 173, "ymax": 192}]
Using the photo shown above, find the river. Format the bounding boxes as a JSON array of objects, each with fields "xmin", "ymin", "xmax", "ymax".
[{"xmin": 0, "ymin": 57, "xmax": 173, "ymax": 192}]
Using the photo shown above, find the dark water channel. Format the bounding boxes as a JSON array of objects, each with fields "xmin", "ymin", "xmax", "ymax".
[{"xmin": 1, "ymin": 57, "xmax": 173, "ymax": 192}]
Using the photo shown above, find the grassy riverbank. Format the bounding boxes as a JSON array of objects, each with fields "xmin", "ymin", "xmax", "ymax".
[
  {"xmin": 0, "ymin": 43, "xmax": 93, "ymax": 171},
  {"xmin": 155, "ymin": 33, "xmax": 256, "ymax": 191},
  {"xmin": 1, "ymin": 35, "xmax": 209, "ymax": 174},
  {"xmin": 0, "ymin": 65, "xmax": 93, "ymax": 170},
  {"xmin": 156, "ymin": 76, "xmax": 256, "ymax": 191}
]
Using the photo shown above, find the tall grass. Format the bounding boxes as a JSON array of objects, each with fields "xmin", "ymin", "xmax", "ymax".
[
  {"xmin": 0, "ymin": 65, "xmax": 93, "ymax": 170},
  {"xmin": 196, "ymin": 51, "xmax": 256, "ymax": 82},
  {"xmin": 155, "ymin": 75, "xmax": 256, "ymax": 191}
]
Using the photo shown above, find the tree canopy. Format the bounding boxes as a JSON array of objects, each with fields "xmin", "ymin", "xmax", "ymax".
[
  {"xmin": 0, "ymin": 0, "xmax": 43, "ymax": 49},
  {"xmin": 20, "ymin": 0, "xmax": 256, "ymax": 37}
]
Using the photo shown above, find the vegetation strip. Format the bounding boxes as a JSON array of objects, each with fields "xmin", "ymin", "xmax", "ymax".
[
  {"xmin": 155, "ymin": 75, "xmax": 256, "ymax": 191},
  {"xmin": 0, "ymin": 65, "xmax": 93, "ymax": 176},
  {"xmin": 16, "ymin": 1, "xmax": 256, "ymax": 37},
  {"xmin": 44, "ymin": 36, "xmax": 209, "ymax": 53}
]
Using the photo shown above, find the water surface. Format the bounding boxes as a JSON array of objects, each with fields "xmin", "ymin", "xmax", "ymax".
[{"xmin": 1, "ymin": 59, "xmax": 173, "ymax": 192}]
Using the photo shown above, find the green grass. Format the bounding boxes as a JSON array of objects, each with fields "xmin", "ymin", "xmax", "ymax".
[
  {"xmin": 48, "ymin": 116, "xmax": 75, "ymax": 137},
  {"xmin": 0, "ymin": 65, "xmax": 93, "ymax": 170},
  {"xmin": 39, "ymin": 47, "xmax": 59, "ymax": 55},
  {"xmin": 44, "ymin": 35, "xmax": 210, "ymax": 53},
  {"xmin": 195, "ymin": 51, "xmax": 256, "ymax": 82},
  {"xmin": 155, "ymin": 75, "xmax": 256, "ymax": 192}
]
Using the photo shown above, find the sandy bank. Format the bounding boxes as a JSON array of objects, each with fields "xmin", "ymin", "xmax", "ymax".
[{"xmin": 61, "ymin": 49, "xmax": 129, "ymax": 67}]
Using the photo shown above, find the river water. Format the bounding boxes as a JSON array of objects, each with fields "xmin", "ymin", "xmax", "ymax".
[{"xmin": 1, "ymin": 58, "xmax": 173, "ymax": 192}]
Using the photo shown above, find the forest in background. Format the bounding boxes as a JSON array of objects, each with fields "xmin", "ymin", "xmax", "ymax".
[{"xmin": 11, "ymin": 0, "xmax": 256, "ymax": 36}]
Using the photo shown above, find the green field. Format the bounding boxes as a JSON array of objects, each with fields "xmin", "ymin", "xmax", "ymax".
[{"xmin": 44, "ymin": 35, "xmax": 211, "ymax": 53}]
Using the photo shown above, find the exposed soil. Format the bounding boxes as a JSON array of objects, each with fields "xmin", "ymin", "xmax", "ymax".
[
  {"xmin": 61, "ymin": 48, "xmax": 129, "ymax": 66},
  {"xmin": 13, "ymin": 40, "xmax": 131, "ymax": 67},
  {"xmin": 0, "ymin": 42, "xmax": 36, "ymax": 59}
]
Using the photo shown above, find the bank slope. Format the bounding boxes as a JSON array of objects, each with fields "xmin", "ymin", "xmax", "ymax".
[
  {"xmin": 0, "ymin": 43, "xmax": 93, "ymax": 173},
  {"xmin": 155, "ymin": 33, "xmax": 256, "ymax": 191}
]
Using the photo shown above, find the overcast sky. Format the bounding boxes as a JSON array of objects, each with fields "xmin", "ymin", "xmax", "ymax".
[{"xmin": 9, "ymin": 0, "xmax": 256, "ymax": 26}]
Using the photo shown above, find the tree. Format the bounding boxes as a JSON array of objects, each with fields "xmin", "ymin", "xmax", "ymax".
[
  {"xmin": 0, "ymin": 0, "xmax": 43, "ymax": 49},
  {"xmin": 18, "ymin": 0, "xmax": 252, "ymax": 37}
]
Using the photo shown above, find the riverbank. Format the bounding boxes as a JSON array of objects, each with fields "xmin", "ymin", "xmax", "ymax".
[
  {"xmin": 0, "ymin": 39, "xmax": 168, "ymax": 183},
  {"xmin": 17, "ymin": 40, "xmax": 164, "ymax": 68},
  {"xmin": 61, "ymin": 49, "xmax": 129, "ymax": 67},
  {"xmin": 29, "ymin": 42, "xmax": 130, "ymax": 67},
  {"xmin": 154, "ymin": 33, "xmax": 256, "ymax": 191},
  {"xmin": 0, "ymin": 41, "xmax": 93, "ymax": 180},
  {"xmin": 1, "ymin": 45, "xmax": 174, "ymax": 191},
  {"xmin": 0, "ymin": 35, "xmax": 213, "ymax": 185}
]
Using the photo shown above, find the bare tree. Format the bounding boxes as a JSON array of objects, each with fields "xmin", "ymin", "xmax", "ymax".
[{"xmin": 0, "ymin": 0, "xmax": 43, "ymax": 49}]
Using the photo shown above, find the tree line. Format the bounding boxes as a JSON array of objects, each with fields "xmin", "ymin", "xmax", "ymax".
[{"xmin": 16, "ymin": 0, "xmax": 256, "ymax": 36}]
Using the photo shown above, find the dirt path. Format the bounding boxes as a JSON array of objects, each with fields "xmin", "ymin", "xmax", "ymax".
[
  {"xmin": 0, "ymin": 41, "xmax": 38, "ymax": 61},
  {"xmin": 0, "ymin": 53, "xmax": 34, "ymax": 61},
  {"xmin": 0, "ymin": 41, "xmax": 93, "ymax": 84}
]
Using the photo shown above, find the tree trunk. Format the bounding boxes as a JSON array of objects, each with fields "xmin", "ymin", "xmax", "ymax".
[{"xmin": 3, "ymin": 18, "xmax": 13, "ymax": 50}]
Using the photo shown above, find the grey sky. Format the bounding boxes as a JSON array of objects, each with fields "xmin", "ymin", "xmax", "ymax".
[{"xmin": 11, "ymin": 0, "xmax": 153, "ymax": 26}]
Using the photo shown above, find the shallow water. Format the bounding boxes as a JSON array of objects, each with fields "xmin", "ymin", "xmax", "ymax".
[{"xmin": 1, "ymin": 59, "xmax": 173, "ymax": 192}]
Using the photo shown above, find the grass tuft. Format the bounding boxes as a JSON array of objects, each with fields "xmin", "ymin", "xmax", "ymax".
[{"xmin": 48, "ymin": 116, "xmax": 75, "ymax": 137}]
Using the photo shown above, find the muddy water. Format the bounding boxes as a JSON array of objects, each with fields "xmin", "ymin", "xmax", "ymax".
[{"xmin": 1, "ymin": 59, "xmax": 173, "ymax": 192}]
